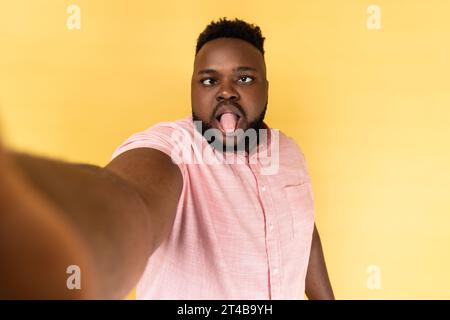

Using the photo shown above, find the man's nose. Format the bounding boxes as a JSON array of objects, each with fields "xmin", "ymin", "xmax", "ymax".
[{"xmin": 216, "ymin": 80, "xmax": 240, "ymax": 102}]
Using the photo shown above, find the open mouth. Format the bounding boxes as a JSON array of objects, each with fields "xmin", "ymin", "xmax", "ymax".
[
  {"xmin": 216, "ymin": 113, "xmax": 240, "ymax": 133},
  {"xmin": 214, "ymin": 105, "xmax": 243, "ymax": 134}
]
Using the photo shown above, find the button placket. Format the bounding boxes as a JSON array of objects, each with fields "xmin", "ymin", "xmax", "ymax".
[
  {"xmin": 248, "ymin": 162, "xmax": 282, "ymax": 299},
  {"xmin": 259, "ymin": 175, "xmax": 282, "ymax": 298}
]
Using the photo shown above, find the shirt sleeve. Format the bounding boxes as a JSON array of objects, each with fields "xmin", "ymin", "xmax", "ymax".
[{"xmin": 111, "ymin": 122, "xmax": 188, "ymax": 177}]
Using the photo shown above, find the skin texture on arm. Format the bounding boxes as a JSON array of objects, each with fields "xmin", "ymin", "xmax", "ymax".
[
  {"xmin": 305, "ymin": 224, "xmax": 335, "ymax": 300},
  {"xmin": 0, "ymin": 144, "xmax": 182, "ymax": 299},
  {"xmin": 105, "ymin": 148, "xmax": 183, "ymax": 261},
  {"xmin": 0, "ymin": 144, "xmax": 96, "ymax": 299}
]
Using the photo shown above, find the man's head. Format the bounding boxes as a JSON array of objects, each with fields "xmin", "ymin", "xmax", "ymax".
[{"xmin": 191, "ymin": 18, "xmax": 269, "ymax": 151}]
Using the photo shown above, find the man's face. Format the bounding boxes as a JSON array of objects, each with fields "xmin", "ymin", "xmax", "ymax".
[{"xmin": 191, "ymin": 37, "xmax": 269, "ymax": 150}]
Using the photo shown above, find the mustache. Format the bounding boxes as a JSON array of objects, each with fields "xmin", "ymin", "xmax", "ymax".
[
  {"xmin": 192, "ymin": 101, "xmax": 267, "ymax": 137},
  {"xmin": 212, "ymin": 100, "xmax": 247, "ymax": 120}
]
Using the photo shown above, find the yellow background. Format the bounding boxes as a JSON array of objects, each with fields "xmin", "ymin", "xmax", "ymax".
[{"xmin": 1, "ymin": 0, "xmax": 449, "ymax": 299}]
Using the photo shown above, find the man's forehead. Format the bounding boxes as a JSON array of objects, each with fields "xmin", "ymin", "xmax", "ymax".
[
  {"xmin": 197, "ymin": 66, "xmax": 257, "ymax": 75},
  {"xmin": 193, "ymin": 38, "xmax": 265, "ymax": 72}
]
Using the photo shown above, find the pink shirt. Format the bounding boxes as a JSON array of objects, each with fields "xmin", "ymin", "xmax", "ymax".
[{"xmin": 112, "ymin": 117, "xmax": 315, "ymax": 299}]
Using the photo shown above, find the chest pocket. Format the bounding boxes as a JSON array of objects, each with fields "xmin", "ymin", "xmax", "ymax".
[{"xmin": 283, "ymin": 182, "xmax": 315, "ymax": 240}]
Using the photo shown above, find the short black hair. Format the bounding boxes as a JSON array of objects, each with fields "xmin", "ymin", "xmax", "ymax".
[{"xmin": 195, "ymin": 18, "xmax": 265, "ymax": 56}]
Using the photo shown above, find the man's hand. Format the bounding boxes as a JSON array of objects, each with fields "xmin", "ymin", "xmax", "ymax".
[
  {"xmin": 0, "ymin": 123, "xmax": 182, "ymax": 299},
  {"xmin": 305, "ymin": 224, "xmax": 335, "ymax": 300},
  {"xmin": 0, "ymin": 141, "xmax": 97, "ymax": 299}
]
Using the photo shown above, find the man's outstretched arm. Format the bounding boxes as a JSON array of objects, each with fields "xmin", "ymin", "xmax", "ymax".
[
  {"xmin": 0, "ymin": 143, "xmax": 182, "ymax": 299},
  {"xmin": 305, "ymin": 224, "xmax": 335, "ymax": 300}
]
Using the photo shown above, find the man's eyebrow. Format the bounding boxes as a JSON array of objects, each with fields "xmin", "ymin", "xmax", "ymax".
[
  {"xmin": 197, "ymin": 68, "xmax": 217, "ymax": 75},
  {"xmin": 197, "ymin": 66, "xmax": 258, "ymax": 75},
  {"xmin": 235, "ymin": 66, "xmax": 257, "ymax": 72}
]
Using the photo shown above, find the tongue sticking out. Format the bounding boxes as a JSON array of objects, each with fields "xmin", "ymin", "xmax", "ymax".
[{"xmin": 219, "ymin": 113, "xmax": 238, "ymax": 133}]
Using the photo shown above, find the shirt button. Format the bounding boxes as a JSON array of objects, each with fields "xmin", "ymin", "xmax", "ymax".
[
  {"xmin": 269, "ymin": 223, "xmax": 274, "ymax": 231},
  {"xmin": 261, "ymin": 186, "xmax": 266, "ymax": 192},
  {"xmin": 273, "ymin": 268, "xmax": 279, "ymax": 275}
]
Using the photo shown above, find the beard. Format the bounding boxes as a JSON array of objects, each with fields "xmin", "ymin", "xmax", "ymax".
[{"xmin": 192, "ymin": 101, "xmax": 268, "ymax": 153}]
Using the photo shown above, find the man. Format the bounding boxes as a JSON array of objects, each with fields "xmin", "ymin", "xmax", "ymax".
[{"xmin": 0, "ymin": 18, "xmax": 334, "ymax": 299}]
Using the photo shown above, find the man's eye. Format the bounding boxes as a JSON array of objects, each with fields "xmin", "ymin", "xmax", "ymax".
[
  {"xmin": 201, "ymin": 78, "xmax": 216, "ymax": 86},
  {"xmin": 238, "ymin": 76, "xmax": 254, "ymax": 83}
]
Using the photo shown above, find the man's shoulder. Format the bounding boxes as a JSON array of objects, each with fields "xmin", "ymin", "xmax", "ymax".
[
  {"xmin": 143, "ymin": 116, "xmax": 193, "ymax": 136},
  {"xmin": 111, "ymin": 117, "xmax": 193, "ymax": 161},
  {"xmin": 273, "ymin": 128, "xmax": 309, "ymax": 173},
  {"xmin": 268, "ymin": 127, "xmax": 304, "ymax": 156}
]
